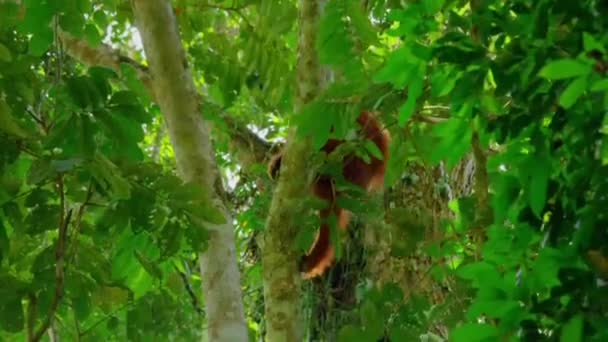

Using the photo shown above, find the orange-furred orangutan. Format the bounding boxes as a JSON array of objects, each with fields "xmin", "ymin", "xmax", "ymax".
[{"xmin": 268, "ymin": 111, "xmax": 390, "ymax": 279}]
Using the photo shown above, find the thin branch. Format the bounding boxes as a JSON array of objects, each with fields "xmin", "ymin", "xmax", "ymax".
[
  {"xmin": 30, "ymin": 204, "xmax": 73, "ymax": 342},
  {"xmin": 68, "ymin": 180, "xmax": 95, "ymax": 262},
  {"xmin": 26, "ymin": 294, "xmax": 37, "ymax": 341},
  {"xmin": 174, "ymin": 263, "xmax": 205, "ymax": 316}
]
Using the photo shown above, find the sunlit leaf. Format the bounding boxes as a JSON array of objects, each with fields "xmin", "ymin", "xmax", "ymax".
[{"xmin": 539, "ymin": 59, "xmax": 592, "ymax": 80}]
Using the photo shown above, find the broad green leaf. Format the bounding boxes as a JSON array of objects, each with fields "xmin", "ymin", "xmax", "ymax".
[
  {"xmin": 0, "ymin": 296, "xmax": 24, "ymax": 332},
  {"xmin": 89, "ymin": 153, "xmax": 131, "ymax": 200},
  {"xmin": 360, "ymin": 300, "xmax": 384, "ymax": 339},
  {"xmin": 73, "ymin": 293, "xmax": 92, "ymax": 321},
  {"xmin": 347, "ymin": 0, "xmax": 378, "ymax": 46},
  {"xmin": 25, "ymin": 204, "xmax": 61, "ymax": 235},
  {"xmin": 363, "ymin": 139, "xmax": 384, "ymax": 160},
  {"xmin": 18, "ymin": 2, "xmax": 54, "ymax": 34},
  {"xmin": 28, "ymin": 29, "xmax": 54, "ymax": 56},
  {"xmin": 559, "ymin": 76, "xmax": 588, "ymax": 109},
  {"xmin": 529, "ymin": 248, "xmax": 566, "ymax": 291},
  {"xmin": 590, "ymin": 79, "xmax": 608, "ymax": 92},
  {"xmin": 399, "ymin": 72, "xmax": 424, "ymax": 126},
  {"xmin": 451, "ymin": 323, "xmax": 499, "ymax": 342},
  {"xmin": 91, "ymin": 9, "xmax": 108, "ymax": 27},
  {"xmin": 582, "ymin": 32, "xmax": 605, "ymax": 53},
  {"xmin": 560, "ymin": 314, "xmax": 583, "ymax": 342},
  {"xmin": 134, "ymin": 250, "xmax": 163, "ymax": 280},
  {"xmin": 119, "ymin": 63, "xmax": 151, "ymax": 103},
  {"xmin": 457, "ymin": 261, "xmax": 501, "ymax": 288},
  {"xmin": 527, "ymin": 155, "xmax": 550, "ymax": 217},
  {"xmin": 317, "ymin": 2, "xmax": 354, "ymax": 65},
  {"xmin": 338, "ymin": 325, "xmax": 370, "ymax": 342},
  {"xmin": 431, "ymin": 67, "xmax": 460, "ymax": 97},
  {"xmin": 0, "ymin": 221, "xmax": 8, "ymax": 263},
  {"xmin": 26, "ymin": 158, "xmax": 55, "ymax": 185},
  {"xmin": 0, "ymin": 42, "xmax": 12, "ymax": 62},
  {"xmin": 375, "ymin": 47, "xmax": 418, "ymax": 89},
  {"xmin": 84, "ymin": 23, "xmax": 102, "ymax": 47},
  {"xmin": 423, "ymin": 0, "xmax": 446, "ymax": 14},
  {"xmin": 602, "ymin": 137, "xmax": 608, "ymax": 165},
  {"xmin": 0, "ymin": 99, "xmax": 28, "ymax": 138},
  {"xmin": 538, "ymin": 59, "xmax": 592, "ymax": 80}
]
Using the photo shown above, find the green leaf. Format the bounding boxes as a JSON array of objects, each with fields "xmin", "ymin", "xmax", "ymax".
[
  {"xmin": 89, "ymin": 154, "xmax": 131, "ymax": 200},
  {"xmin": 538, "ymin": 59, "xmax": 592, "ymax": 80},
  {"xmin": 423, "ymin": 0, "xmax": 446, "ymax": 14},
  {"xmin": 582, "ymin": 32, "xmax": 605, "ymax": 53},
  {"xmin": 399, "ymin": 74, "xmax": 424, "ymax": 126},
  {"xmin": 346, "ymin": 1, "xmax": 378, "ymax": 46},
  {"xmin": 0, "ymin": 221, "xmax": 8, "ymax": 263},
  {"xmin": 318, "ymin": 2, "xmax": 354, "ymax": 66},
  {"xmin": 27, "ymin": 158, "xmax": 55, "ymax": 185},
  {"xmin": 527, "ymin": 155, "xmax": 550, "ymax": 217},
  {"xmin": 0, "ymin": 99, "xmax": 29, "ymax": 138},
  {"xmin": 338, "ymin": 325, "xmax": 370, "ymax": 342},
  {"xmin": 602, "ymin": 137, "xmax": 608, "ymax": 165},
  {"xmin": 25, "ymin": 204, "xmax": 61, "ymax": 235},
  {"xmin": 0, "ymin": 42, "xmax": 12, "ymax": 62},
  {"xmin": 559, "ymin": 76, "xmax": 588, "ymax": 109},
  {"xmin": 134, "ymin": 250, "xmax": 163, "ymax": 280},
  {"xmin": 73, "ymin": 294, "xmax": 92, "ymax": 321},
  {"xmin": 375, "ymin": 47, "xmax": 418, "ymax": 89},
  {"xmin": 66, "ymin": 76, "xmax": 92, "ymax": 108},
  {"xmin": 360, "ymin": 300, "xmax": 384, "ymax": 338},
  {"xmin": 590, "ymin": 79, "xmax": 608, "ymax": 92},
  {"xmin": 28, "ymin": 29, "xmax": 54, "ymax": 56},
  {"xmin": 93, "ymin": 10, "xmax": 109, "ymax": 28},
  {"xmin": 457, "ymin": 261, "xmax": 501, "ymax": 288},
  {"xmin": 363, "ymin": 139, "xmax": 384, "ymax": 160},
  {"xmin": 451, "ymin": 323, "xmax": 499, "ymax": 342},
  {"xmin": 0, "ymin": 296, "xmax": 24, "ymax": 332},
  {"xmin": 560, "ymin": 314, "xmax": 583, "ymax": 342},
  {"xmin": 84, "ymin": 23, "xmax": 102, "ymax": 47},
  {"xmin": 120, "ymin": 63, "xmax": 152, "ymax": 103}
]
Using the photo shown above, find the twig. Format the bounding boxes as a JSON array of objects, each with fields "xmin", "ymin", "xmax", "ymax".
[
  {"xmin": 30, "ymin": 207, "xmax": 73, "ymax": 342},
  {"xmin": 175, "ymin": 263, "xmax": 205, "ymax": 316},
  {"xmin": 26, "ymin": 294, "xmax": 37, "ymax": 341},
  {"xmin": 68, "ymin": 180, "xmax": 94, "ymax": 262},
  {"xmin": 30, "ymin": 175, "xmax": 72, "ymax": 342}
]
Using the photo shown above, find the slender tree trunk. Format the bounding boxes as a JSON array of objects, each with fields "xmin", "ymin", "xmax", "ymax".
[
  {"xmin": 260, "ymin": 0, "xmax": 323, "ymax": 340},
  {"xmin": 130, "ymin": 1, "xmax": 247, "ymax": 341}
]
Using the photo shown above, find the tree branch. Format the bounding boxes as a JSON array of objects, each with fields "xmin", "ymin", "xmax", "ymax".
[{"xmin": 30, "ymin": 204, "xmax": 73, "ymax": 342}]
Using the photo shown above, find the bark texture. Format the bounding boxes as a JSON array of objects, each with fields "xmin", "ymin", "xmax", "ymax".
[
  {"xmin": 260, "ymin": 0, "xmax": 323, "ymax": 341},
  {"xmin": 131, "ymin": 1, "xmax": 247, "ymax": 341}
]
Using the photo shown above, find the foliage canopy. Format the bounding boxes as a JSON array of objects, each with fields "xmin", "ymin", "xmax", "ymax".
[{"xmin": 0, "ymin": 0, "xmax": 607, "ymax": 341}]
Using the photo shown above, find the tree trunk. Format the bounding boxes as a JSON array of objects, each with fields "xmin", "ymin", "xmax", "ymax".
[
  {"xmin": 130, "ymin": 1, "xmax": 248, "ymax": 341},
  {"xmin": 260, "ymin": 0, "xmax": 323, "ymax": 340}
]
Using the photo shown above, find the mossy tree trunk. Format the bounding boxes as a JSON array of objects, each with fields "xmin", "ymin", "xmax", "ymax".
[{"xmin": 259, "ymin": 0, "xmax": 324, "ymax": 340}]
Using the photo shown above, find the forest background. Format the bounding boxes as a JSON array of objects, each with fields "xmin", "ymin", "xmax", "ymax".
[{"xmin": 1, "ymin": 0, "xmax": 607, "ymax": 341}]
